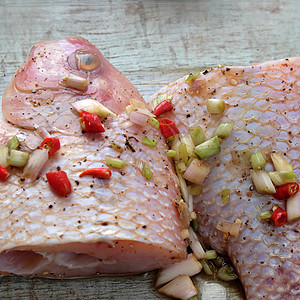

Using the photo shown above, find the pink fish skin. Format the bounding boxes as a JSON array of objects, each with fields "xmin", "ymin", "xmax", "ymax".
[
  {"xmin": 149, "ymin": 58, "xmax": 300, "ymax": 300},
  {"xmin": 0, "ymin": 37, "xmax": 187, "ymax": 277}
]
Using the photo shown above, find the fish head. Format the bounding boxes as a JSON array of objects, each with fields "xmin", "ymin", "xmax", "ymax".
[{"xmin": 2, "ymin": 37, "xmax": 143, "ymax": 133}]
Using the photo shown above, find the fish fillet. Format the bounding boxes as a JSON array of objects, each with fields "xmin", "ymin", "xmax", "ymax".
[
  {"xmin": 0, "ymin": 37, "xmax": 187, "ymax": 277},
  {"xmin": 148, "ymin": 58, "xmax": 300, "ymax": 299}
]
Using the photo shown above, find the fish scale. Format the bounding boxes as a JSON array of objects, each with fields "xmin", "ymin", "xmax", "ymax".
[
  {"xmin": 0, "ymin": 37, "xmax": 187, "ymax": 277},
  {"xmin": 148, "ymin": 57, "xmax": 300, "ymax": 299}
]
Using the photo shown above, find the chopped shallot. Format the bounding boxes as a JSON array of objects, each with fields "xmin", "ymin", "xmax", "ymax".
[
  {"xmin": 286, "ymin": 192, "xmax": 300, "ymax": 222},
  {"xmin": 156, "ymin": 253, "xmax": 202, "ymax": 287},
  {"xmin": 216, "ymin": 219, "xmax": 242, "ymax": 237},
  {"xmin": 183, "ymin": 158, "xmax": 211, "ymax": 185},
  {"xmin": 158, "ymin": 275, "xmax": 198, "ymax": 300}
]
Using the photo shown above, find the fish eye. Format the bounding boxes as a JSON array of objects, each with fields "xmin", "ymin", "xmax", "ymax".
[{"xmin": 74, "ymin": 52, "xmax": 101, "ymax": 71}]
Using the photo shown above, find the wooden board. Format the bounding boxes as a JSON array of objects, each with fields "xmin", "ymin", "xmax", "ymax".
[{"xmin": 0, "ymin": 0, "xmax": 299, "ymax": 299}]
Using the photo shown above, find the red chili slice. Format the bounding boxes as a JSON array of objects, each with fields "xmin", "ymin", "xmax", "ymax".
[
  {"xmin": 79, "ymin": 168, "xmax": 111, "ymax": 179},
  {"xmin": 0, "ymin": 165, "xmax": 9, "ymax": 181},
  {"xmin": 274, "ymin": 182, "xmax": 299, "ymax": 200},
  {"xmin": 271, "ymin": 207, "xmax": 287, "ymax": 227},
  {"xmin": 158, "ymin": 118, "xmax": 179, "ymax": 138},
  {"xmin": 79, "ymin": 110, "xmax": 105, "ymax": 133},
  {"xmin": 153, "ymin": 100, "xmax": 173, "ymax": 117},
  {"xmin": 40, "ymin": 137, "xmax": 60, "ymax": 156},
  {"xmin": 46, "ymin": 171, "xmax": 72, "ymax": 197}
]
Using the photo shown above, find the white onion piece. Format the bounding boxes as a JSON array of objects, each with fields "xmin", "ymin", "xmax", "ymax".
[
  {"xmin": 250, "ymin": 169, "xmax": 276, "ymax": 194},
  {"xmin": 216, "ymin": 219, "xmax": 242, "ymax": 237},
  {"xmin": 24, "ymin": 134, "xmax": 42, "ymax": 150},
  {"xmin": 158, "ymin": 275, "xmax": 198, "ymax": 300},
  {"xmin": 129, "ymin": 110, "xmax": 149, "ymax": 126},
  {"xmin": 71, "ymin": 99, "xmax": 116, "ymax": 117},
  {"xmin": 287, "ymin": 192, "xmax": 300, "ymax": 222},
  {"xmin": 156, "ymin": 253, "xmax": 202, "ymax": 287},
  {"xmin": 187, "ymin": 227, "xmax": 206, "ymax": 259},
  {"xmin": 183, "ymin": 158, "xmax": 211, "ymax": 185},
  {"xmin": 23, "ymin": 149, "xmax": 48, "ymax": 180}
]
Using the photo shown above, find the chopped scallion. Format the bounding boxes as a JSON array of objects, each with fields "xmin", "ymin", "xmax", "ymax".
[
  {"xmin": 142, "ymin": 136, "xmax": 157, "ymax": 148},
  {"xmin": 177, "ymin": 161, "xmax": 187, "ymax": 173},
  {"xmin": 217, "ymin": 265, "xmax": 238, "ymax": 281},
  {"xmin": 185, "ymin": 72, "xmax": 200, "ymax": 82},
  {"xmin": 141, "ymin": 163, "xmax": 153, "ymax": 180},
  {"xmin": 200, "ymin": 259, "xmax": 215, "ymax": 276},
  {"xmin": 214, "ymin": 122, "xmax": 234, "ymax": 139},
  {"xmin": 7, "ymin": 149, "xmax": 29, "ymax": 167},
  {"xmin": 191, "ymin": 219, "xmax": 198, "ymax": 232},
  {"xmin": 259, "ymin": 211, "xmax": 272, "ymax": 220},
  {"xmin": 250, "ymin": 169, "xmax": 276, "ymax": 194},
  {"xmin": 207, "ymin": 98, "xmax": 225, "ymax": 114},
  {"xmin": 0, "ymin": 146, "xmax": 9, "ymax": 168},
  {"xmin": 166, "ymin": 150, "xmax": 177, "ymax": 158},
  {"xmin": 151, "ymin": 93, "xmax": 172, "ymax": 110},
  {"xmin": 109, "ymin": 141, "xmax": 124, "ymax": 153},
  {"xmin": 206, "ymin": 250, "xmax": 217, "ymax": 260},
  {"xmin": 221, "ymin": 188, "xmax": 230, "ymax": 203},
  {"xmin": 190, "ymin": 127, "xmax": 205, "ymax": 146},
  {"xmin": 194, "ymin": 136, "xmax": 221, "ymax": 160},
  {"xmin": 271, "ymin": 153, "xmax": 293, "ymax": 172},
  {"xmin": 7, "ymin": 136, "xmax": 20, "ymax": 150},
  {"xmin": 250, "ymin": 150, "xmax": 266, "ymax": 170},
  {"xmin": 188, "ymin": 184, "xmax": 203, "ymax": 195},
  {"xmin": 147, "ymin": 116, "xmax": 160, "ymax": 129},
  {"xmin": 178, "ymin": 143, "xmax": 188, "ymax": 165},
  {"xmin": 268, "ymin": 171, "xmax": 297, "ymax": 186},
  {"xmin": 105, "ymin": 157, "xmax": 127, "ymax": 169}
]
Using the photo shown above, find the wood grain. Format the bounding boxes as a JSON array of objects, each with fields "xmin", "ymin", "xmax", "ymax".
[{"xmin": 0, "ymin": 0, "xmax": 299, "ymax": 299}]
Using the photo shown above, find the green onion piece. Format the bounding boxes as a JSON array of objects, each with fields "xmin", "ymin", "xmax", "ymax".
[
  {"xmin": 259, "ymin": 211, "xmax": 272, "ymax": 220},
  {"xmin": 190, "ymin": 127, "xmax": 205, "ymax": 146},
  {"xmin": 7, "ymin": 149, "xmax": 29, "ymax": 167},
  {"xmin": 142, "ymin": 136, "xmax": 157, "ymax": 148},
  {"xmin": 188, "ymin": 296, "xmax": 198, "ymax": 300},
  {"xmin": 200, "ymin": 259, "xmax": 215, "ymax": 276},
  {"xmin": 221, "ymin": 188, "xmax": 230, "ymax": 203},
  {"xmin": 188, "ymin": 184, "xmax": 203, "ymax": 195},
  {"xmin": 175, "ymin": 164, "xmax": 189, "ymax": 202},
  {"xmin": 147, "ymin": 116, "xmax": 160, "ymax": 129},
  {"xmin": 166, "ymin": 150, "xmax": 177, "ymax": 158},
  {"xmin": 250, "ymin": 150, "xmax": 266, "ymax": 170},
  {"xmin": 250, "ymin": 169, "xmax": 276, "ymax": 194},
  {"xmin": 191, "ymin": 219, "xmax": 198, "ymax": 232},
  {"xmin": 268, "ymin": 171, "xmax": 297, "ymax": 186},
  {"xmin": 206, "ymin": 250, "xmax": 217, "ymax": 260},
  {"xmin": 194, "ymin": 136, "xmax": 221, "ymax": 160},
  {"xmin": 105, "ymin": 157, "xmax": 127, "ymax": 169},
  {"xmin": 180, "ymin": 134, "xmax": 195, "ymax": 156},
  {"xmin": 151, "ymin": 93, "xmax": 172, "ymax": 110},
  {"xmin": 207, "ymin": 98, "xmax": 225, "ymax": 114},
  {"xmin": 7, "ymin": 136, "xmax": 20, "ymax": 150},
  {"xmin": 270, "ymin": 153, "xmax": 293, "ymax": 172},
  {"xmin": 142, "ymin": 163, "xmax": 153, "ymax": 180},
  {"xmin": 0, "ymin": 146, "xmax": 9, "ymax": 168},
  {"xmin": 178, "ymin": 143, "xmax": 188, "ymax": 165},
  {"xmin": 214, "ymin": 122, "xmax": 234, "ymax": 139},
  {"xmin": 217, "ymin": 265, "xmax": 238, "ymax": 281},
  {"xmin": 109, "ymin": 141, "xmax": 124, "ymax": 153},
  {"xmin": 177, "ymin": 161, "xmax": 187, "ymax": 173},
  {"xmin": 185, "ymin": 72, "xmax": 201, "ymax": 82}
]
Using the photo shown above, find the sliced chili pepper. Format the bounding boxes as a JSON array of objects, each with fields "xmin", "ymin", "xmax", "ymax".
[
  {"xmin": 79, "ymin": 110, "xmax": 105, "ymax": 133},
  {"xmin": 271, "ymin": 207, "xmax": 287, "ymax": 227},
  {"xmin": 0, "ymin": 165, "xmax": 9, "ymax": 181},
  {"xmin": 153, "ymin": 100, "xmax": 173, "ymax": 116},
  {"xmin": 40, "ymin": 137, "xmax": 60, "ymax": 156},
  {"xmin": 46, "ymin": 171, "xmax": 72, "ymax": 197},
  {"xmin": 79, "ymin": 168, "xmax": 111, "ymax": 179},
  {"xmin": 274, "ymin": 182, "xmax": 299, "ymax": 200},
  {"xmin": 158, "ymin": 118, "xmax": 179, "ymax": 138}
]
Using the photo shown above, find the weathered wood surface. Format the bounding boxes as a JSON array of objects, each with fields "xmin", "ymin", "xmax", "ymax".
[{"xmin": 0, "ymin": 0, "xmax": 299, "ymax": 299}]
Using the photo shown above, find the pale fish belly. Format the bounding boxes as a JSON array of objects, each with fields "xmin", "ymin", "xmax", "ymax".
[
  {"xmin": 148, "ymin": 58, "xmax": 300, "ymax": 300},
  {"xmin": 0, "ymin": 37, "xmax": 187, "ymax": 277}
]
